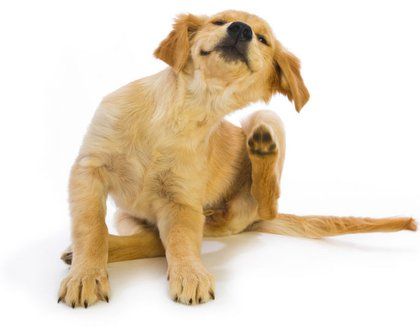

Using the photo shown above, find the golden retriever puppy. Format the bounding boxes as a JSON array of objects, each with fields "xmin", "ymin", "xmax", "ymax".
[{"xmin": 58, "ymin": 10, "xmax": 416, "ymax": 308}]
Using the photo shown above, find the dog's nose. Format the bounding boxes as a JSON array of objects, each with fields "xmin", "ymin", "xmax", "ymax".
[{"xmin": 227, "ymin": 21, "xmax": 253, "ymax": 42}]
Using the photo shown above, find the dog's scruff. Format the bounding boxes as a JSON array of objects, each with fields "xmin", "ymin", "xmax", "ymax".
[{"xmin": 58, "ymin": 10, "xmax": 416, "ymax": 308}]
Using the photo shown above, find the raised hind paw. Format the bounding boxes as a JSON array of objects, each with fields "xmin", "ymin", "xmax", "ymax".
[{"xmin": 247, "ymin": 124, "xmax": 277, "ymax": 156}]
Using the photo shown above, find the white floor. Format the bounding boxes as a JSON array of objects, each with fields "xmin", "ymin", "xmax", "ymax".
[{"xmin": 1, "ymin": 220, "xmax": 419, "ymax": 332}]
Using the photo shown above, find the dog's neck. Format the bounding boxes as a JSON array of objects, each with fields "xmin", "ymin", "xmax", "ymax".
[
  {"xmin": 153, "ymin": 68, "xmax": 253, "ymax": 132},
  {"xmin": 143, "ymin": 68, "xmax": 264, "ymax": 152}
]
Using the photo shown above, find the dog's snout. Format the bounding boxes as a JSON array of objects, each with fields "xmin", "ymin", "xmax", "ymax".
[{"xmin": 227, "ymin": 21, "xmax": 253, "ymax": 42}]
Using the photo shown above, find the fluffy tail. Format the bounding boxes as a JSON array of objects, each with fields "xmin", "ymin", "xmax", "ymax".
[{"xmin": 247, "ymin": 213, "xmax": 417, "ymax": 238}]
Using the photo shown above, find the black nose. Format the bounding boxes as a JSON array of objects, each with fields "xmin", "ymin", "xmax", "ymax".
[{"xmin": 227, "ymin": 21, "xmax": 253, "ymax": 42}]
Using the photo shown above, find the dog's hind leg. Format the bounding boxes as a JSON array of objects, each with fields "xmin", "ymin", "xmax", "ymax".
[
  {"xmin": 110, "ymin": 211, "xmax": 165, "ymax": 261},
  {"xmin": 61, "ymin": 231, "xmax": 165, "ymax": 265},
  {"xmin": 238, "ymin": 110, "xmax": 416, "ymax": 238},
  {"xmin": 61, "ymin": 211, "xmax": 165, "ymax": 265},
  {"xmin": 204, "ymin": 188, "xmax": 259, "ymax": 237},
  {"xmin": 241, "ymin": 110, "xmax": 286, "ymax": 220},
  {"xmin": 155, "ymin": 113, "xmax": 280, "ymax": 239},
  {"xmin": 203, "ymin": 110, "xmax": 285, "ymax": 237},
  {"xmin": 61, "ymin": 232, "xmax": 165, "ymax": 265}
]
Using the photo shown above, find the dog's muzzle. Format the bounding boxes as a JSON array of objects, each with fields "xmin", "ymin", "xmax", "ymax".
[{"xmin": 215, "ymin": 21, "xmax": 253, "ymax": 64}]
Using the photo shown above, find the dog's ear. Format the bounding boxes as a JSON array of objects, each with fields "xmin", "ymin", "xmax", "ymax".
[
  {"xmin": 154, "ymin": 14, "xmax": 207, "ymax": 73},
  {"xmin": 271, "ymin": 41, "xmax": 310, "ymax": 112}
]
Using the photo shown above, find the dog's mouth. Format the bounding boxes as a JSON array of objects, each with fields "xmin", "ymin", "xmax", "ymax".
[{"xmin": 200, "ymin": 37, "xmax": 250, "ymax": 68}]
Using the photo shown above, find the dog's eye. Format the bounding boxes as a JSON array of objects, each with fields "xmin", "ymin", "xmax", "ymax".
[
  {"xmin": 257, "ymin": 34, "xmax": 268, "ymax": 45},
  {"xmin": 212, "ymin": 20, "xmax": 226, "ymax": 26}
]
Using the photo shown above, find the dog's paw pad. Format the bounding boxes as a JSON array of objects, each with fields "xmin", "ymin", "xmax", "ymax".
[{"xmin": 247, "ymin": 125, "xmax": 277, "ymax": 156}]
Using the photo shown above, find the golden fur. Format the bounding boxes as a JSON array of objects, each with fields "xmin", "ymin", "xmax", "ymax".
[{"xmin": 58, "ymin": 10, "xmax": 416, "ymax": 308}]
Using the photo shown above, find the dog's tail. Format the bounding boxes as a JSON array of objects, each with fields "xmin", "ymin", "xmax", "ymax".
[
  {"xmin": 61, "ymin": 213, "xmax": 416, "ymax": 266},
  {"xmin": 246, "ymin": 213, "xmax": 416, "ymax": 238}
]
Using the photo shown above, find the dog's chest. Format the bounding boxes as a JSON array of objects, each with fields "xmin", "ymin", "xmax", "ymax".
[{"xmin": 110, "ymin": 140, "xmax": 210, "ymax": 221}]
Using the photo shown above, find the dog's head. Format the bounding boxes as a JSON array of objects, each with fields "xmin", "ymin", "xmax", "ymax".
[{"xmin": 154, "ymin": 10, "xmax": 309, "ymax": 112}]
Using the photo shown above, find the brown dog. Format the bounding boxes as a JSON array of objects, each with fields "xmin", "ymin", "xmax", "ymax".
[{"xmin": 58, "ymin": 10, "xmax": 416, "ymax": 308}]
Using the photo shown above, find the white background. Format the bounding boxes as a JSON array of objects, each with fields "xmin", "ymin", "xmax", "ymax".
[{"xmin": 0, "ymin": 0, "xmax": 419, "ymax": 331}]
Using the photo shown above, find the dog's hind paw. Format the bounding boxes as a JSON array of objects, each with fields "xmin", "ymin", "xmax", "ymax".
[
  {"xmin": 61, "ymin": 247, "xmax": 73, "ymax": 265},
  {"xmin": 247, "ymin": 124, "xmax": 277, "ymax": 156},
  {"xmin": 407, "ymin": 218, "xmax": 417, "ymax": 231}
]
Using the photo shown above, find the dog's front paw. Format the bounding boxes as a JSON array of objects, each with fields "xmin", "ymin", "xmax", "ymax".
[
  {"xmin": 58, "ymin": 267, "xmax": 110, "ymax": 308},
  {"xmin": 247, "ymin": 124, "xmax": 278, "ymax": 156},
  {"xmin": 168, "ymin": 262, "xmax": 215, "ymax": 305}
]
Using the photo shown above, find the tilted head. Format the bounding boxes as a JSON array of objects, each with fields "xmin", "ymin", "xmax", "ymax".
[{"xmin": 154, "ymin": 10, "xmax": 309, "ymax": 112}]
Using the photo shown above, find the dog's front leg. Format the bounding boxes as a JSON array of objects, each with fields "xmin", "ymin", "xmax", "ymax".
[
  {"xmin": 58, "ymin": 161, "xmax": 110, "ymax": 308},
  {"xmin": 157, "ymin": 204, "xmax": 215, "ymax": 305}
]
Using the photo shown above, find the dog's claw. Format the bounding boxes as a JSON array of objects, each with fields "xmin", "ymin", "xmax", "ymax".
[
  {"xmin": 57, "ymin": 297, "xmax": 62, "ymax": 303},
  {"xmin": 209, "ymin": 291, "xmax": 215, "ymax": 300},
  {"xmin": 71, "ymin": 302, "xmax": 75, "ymax": 308}
]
